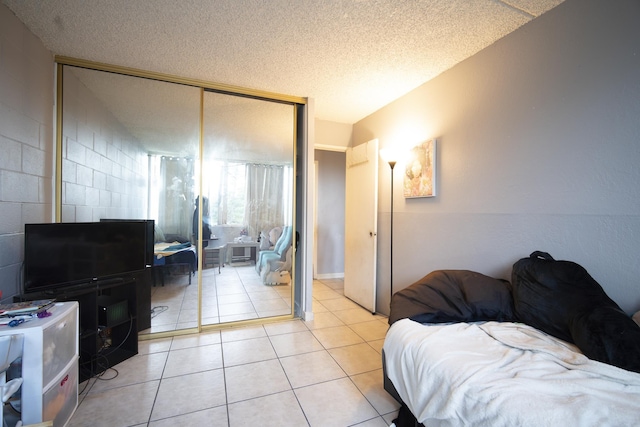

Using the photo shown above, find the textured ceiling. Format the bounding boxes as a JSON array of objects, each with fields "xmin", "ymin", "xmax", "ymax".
[{"xmin": 4, "ymin": 0, "xmax": 565, "ymax": 125}]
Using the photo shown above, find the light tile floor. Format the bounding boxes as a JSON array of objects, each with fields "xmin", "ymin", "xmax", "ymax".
[{"xmin": 68, "ymin": 274, "xmax": 400, "ymax": 426}]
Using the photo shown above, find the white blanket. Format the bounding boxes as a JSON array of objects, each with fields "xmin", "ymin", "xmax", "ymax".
[
  {"xmin": 153, "ymin": 241, "xmax": 195, "ymax": 258},
  {"xmin": 383, "ymin": 319, "xmax": 640, "ymax": 427}
]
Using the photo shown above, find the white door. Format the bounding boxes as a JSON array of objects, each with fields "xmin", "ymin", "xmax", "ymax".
[{"xmin": 344, "ymin": 139, "xmax": 378, "ymax": 313}]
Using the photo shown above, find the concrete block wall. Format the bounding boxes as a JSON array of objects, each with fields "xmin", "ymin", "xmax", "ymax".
[
  {"xmin": 0, "ymin": 4, "xmax": 54, "ymax": 300},
  {"xmin": 0, "ymin": 4, "xmax": 148, "ymax": 300}
]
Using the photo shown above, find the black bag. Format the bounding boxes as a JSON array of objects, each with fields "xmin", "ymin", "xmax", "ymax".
[
  {"xmin": 392, "ymin": 403, "xmax": 424, "ymax": 427},
  {"xmin": 511, "ymin": 251, "xmax": 640, "ymax": 373}
]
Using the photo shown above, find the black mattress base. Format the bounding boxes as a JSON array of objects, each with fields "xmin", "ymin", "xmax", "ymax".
[{"xmin": 382, "ymin": 349, "xmax": 425, "ymax": 427}]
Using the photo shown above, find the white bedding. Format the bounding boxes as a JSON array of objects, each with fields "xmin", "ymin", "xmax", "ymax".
[{"xmin": 383, "ymin": 319, "xmax": 640, "ymax": 427}]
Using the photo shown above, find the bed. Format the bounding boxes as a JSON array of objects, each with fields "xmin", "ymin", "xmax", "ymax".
[
  {"xmin": 383, "ymin": 259, "xmax": 640, "ymax": 427},
  {"xmin": 153, "ymin": 242, "xmax": 197, "ymax": 285}
]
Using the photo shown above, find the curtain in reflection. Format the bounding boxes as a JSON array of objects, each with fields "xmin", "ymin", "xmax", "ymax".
[
  {"xmin": 149, "ymin": 155, "xmax": 195, "ymax": 240},
  {"xmin": 244, "ymin": 164, "xmax": 287, "ymax": 237},
  {"xmin": 203, "ymin": 161, "xmax": 246, "ymax": 226}
]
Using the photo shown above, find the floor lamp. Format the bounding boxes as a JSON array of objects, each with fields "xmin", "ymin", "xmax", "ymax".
[
  {"xmin": 387, "ymin": 160, "xmax": 396, "ymax": 307},
  {"xmin": 380, "ymin": 148, "xmax": 398, "ymax": 308}
]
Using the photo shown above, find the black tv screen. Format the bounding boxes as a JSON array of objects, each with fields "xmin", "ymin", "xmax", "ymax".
[
  {"xmin": 24, "ymin": 221, "xmax": 148, "ymax": 293},
  {"xmin": 100, "ymin": 219, "xmax": 154, "ymax": 267}
]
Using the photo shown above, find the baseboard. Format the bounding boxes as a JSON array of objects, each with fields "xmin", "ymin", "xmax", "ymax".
[
  {"xmin": 294, "ymin": 300, "xmax": 314, "ymax": 322},
  {"xmin": 315, "ymin": 272, "xmax": 344, "ymax": 280}
]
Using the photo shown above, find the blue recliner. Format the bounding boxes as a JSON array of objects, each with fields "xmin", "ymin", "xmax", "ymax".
[{"xmin": 256, "ymin": 225, "xmax": 292, "ymax": 275}]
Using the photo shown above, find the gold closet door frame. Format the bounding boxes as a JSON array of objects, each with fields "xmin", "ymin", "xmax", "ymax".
[{"xmin": 55, "ymin": 56, "xmax": 304, "ymax": 339}]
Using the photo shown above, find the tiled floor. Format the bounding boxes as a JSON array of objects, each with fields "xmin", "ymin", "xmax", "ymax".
[
  {"xmin": 69, "ymin": 274, "xmax": 400, "ymax": 426},
  {"xmin": 145, "ymin": 263, "xmax": 293, "ymax": 333}
]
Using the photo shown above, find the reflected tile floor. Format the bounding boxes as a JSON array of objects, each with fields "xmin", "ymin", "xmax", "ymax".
[
  {"xmin": 68, "ymin": 277, "xmax": 400, "ymax": 427},
  {"xmin": 145, "ymin": 263, "xmax": 293, "ymax": 333}
]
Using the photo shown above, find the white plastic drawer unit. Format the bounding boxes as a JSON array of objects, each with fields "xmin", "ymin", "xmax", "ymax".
[{"xmin": 0, "ymin": 301, "xmax": 79, "ymax": 426}]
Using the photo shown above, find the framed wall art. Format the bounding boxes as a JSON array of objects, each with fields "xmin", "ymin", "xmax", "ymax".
[{"xmin": 404, "ymin": 139, "xmax": 436, "ymax": 198}]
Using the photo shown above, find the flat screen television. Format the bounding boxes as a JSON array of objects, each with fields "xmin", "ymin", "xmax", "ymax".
[
  {"xmin": 100, "ymin": 219, "xmax": 154, "ymax": 267},
  {"xmin": 24, "ymin": 221, "xmax": 148, "ymax": 293}
]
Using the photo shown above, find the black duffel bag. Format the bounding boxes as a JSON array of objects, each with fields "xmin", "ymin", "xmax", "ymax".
[{"xmin": 511, "ymin": 251, "xmax": 640, "ymax": 373}]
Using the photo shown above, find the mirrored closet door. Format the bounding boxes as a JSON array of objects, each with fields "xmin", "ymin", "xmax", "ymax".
[
  {"xmin": 57, "ymin": 60, "xmax": 299, "ymax": 338},
  {"xmin": 200, "ymin": 90, "xmax": 295, "ymax": 326}
]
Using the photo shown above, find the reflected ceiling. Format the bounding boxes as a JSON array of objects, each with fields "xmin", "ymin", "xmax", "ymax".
[
  {"xmin": 67, "ymin": 67, "xmax": 200, "ymax": 157},
  {"xmin": 67, "ymin": 66, "xmax": 294, "ymax": 161},
  {"xmin": 202, "ymin": 91, "xmax": 294, "ymax": 164}
]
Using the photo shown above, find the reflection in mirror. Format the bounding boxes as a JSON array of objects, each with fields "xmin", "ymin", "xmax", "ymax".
[
  {"xmin": 59, "ymin": 63, "xmax": 296, "ymax": 337},
  {"xmin": 201, "ymin": 90, "xmax": 295, "ymax": 325},
  {"xmin": 61, "ymin": 66, "xmax": 201, "ymax": 221},
  {"xmin": 60, "ymin": 65, "xmax": 201, "ymax": 334}
]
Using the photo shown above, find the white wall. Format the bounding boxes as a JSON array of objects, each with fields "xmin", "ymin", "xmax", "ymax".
[
  {"xmin": 0, "ymin": 4, "xmax": 54, "ymax": 301},
  {"xmin": 315, "ymin": 119, "xmax": 352, "ymax": 149},
  {"xmin": 354, "ymin": 0, "xmax": 640, "ymax": 315}
]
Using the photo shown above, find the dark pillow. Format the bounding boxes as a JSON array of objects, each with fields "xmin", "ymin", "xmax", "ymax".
[
  {"xmin": 511, "ymin": 251, "xmax": 640, "ymax": 373},
  {"xmin": 389, "ymin": 270, "xmax": 515, "ymax": 325}
]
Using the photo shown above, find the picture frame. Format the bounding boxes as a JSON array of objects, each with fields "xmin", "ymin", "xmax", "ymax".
[{"xmin": 403, "ymin": 139, "xmax": 436, "ymax": 198}]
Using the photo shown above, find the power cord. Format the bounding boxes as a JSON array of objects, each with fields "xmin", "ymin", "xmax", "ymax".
[
  {"xmin": 100, "ymin": 315, "xmax": 134, "ymax": 358},
  {"xmin": 79, "ymin": 314, "xmax": 135, "ymax": 390}
]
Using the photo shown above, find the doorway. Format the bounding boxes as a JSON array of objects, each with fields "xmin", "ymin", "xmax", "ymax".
[{"xmin": 313, "ymin": 149, "xmax": 346, "ymax": 281}]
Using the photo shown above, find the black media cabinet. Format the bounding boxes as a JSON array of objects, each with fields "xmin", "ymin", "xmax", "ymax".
[{"xmin": 16, "ymin": 276, "xmax": 139, "ymax": 383}]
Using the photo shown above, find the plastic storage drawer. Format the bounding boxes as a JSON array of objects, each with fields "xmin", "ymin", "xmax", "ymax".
[
  {"xmin": 42, "ymin": 306, "xmax": 78, "ymax": 388},
  {"xmin": 43, "ymin": 358, "xmax": 78, "ymax": 426}
]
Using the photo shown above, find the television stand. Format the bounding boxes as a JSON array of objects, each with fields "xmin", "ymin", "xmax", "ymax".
[{"xmin": 16, "ymin": 277, "xmax": 138, "ymax": 383}]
